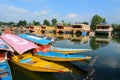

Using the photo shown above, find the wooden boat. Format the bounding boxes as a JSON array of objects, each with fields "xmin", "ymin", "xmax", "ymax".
[
  {"xmin": 18, "ymin": 33, "xmax": 92, "ymax": 54},
  {"xmin": 18, "ymin": 33, "xmax": 91, "ymax": 61},
  {"xmin": 11, "ymin": 53, "xmax": 70, "ymax": 72},
  {"xmin": 36, "ymin": 51, "xmax": 91, "ymax": 61},
  {"xmin": 50, "ymin": 46, "xmax": 92, "ymax": 54},
  {"xmin": 18, "ymin": 33, "xmax": 53, "ymax": 45},
  {"xmin": 0, "ymin": 38, "xmax": 13, "ymax": 80},
  {"xmin": 10, "ymin": 60, "xmax": 95, "ymax": 80},
  {"xmin": 1, "ymin": 34, "xmax": 70, "ymax": 72},
  {"xmin": 9, "ymin": 61, "xmax": 56, "ymax": 80}
]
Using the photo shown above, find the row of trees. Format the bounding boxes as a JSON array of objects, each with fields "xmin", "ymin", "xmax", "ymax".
[
  {"xmin": 0, "ymin": 19, "xmax": 56, "ymax": 27},
  {"xmin": 0, "ymin": 14, "xmax": 119, "ymax": 31},
  {"xmin": 0, "ymin": 19, "xmax": 88, "ymax": 27}
]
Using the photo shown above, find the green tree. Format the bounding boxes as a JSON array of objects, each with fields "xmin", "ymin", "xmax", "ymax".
[
  {"xmin": 17, "ymin": 20, "xmax": 27, "ymax": 26},
  {"xmin": 90, "ymin": 14, "xmax": 103, "ymax": 30},
  {"xmin": 43, "ymin": 19, "xmax": 50, "ymax": 26},
  {"xmin": 32, "ymin": 20, "xmax": 40, "ymax": 26},
  {"xmin": 112, "ymin": 24, "xmax": 120, "ymax": 31},
  {"xmin": 82, "ymin": 22, "xmax": 89, "ymax": 25},
  {"xmin": 102, "ymin": 18, "xmax": 107, "ymax": 24},
  {"xmin": 8, "ymin": 21, "xmax": 16, "ymax": 26},
  {"xmin": 62, "ymin": 20, "xmax": 65, "ymax": 26},
  {"xmin": 51, "ymin": 18, "xmax": 57, "ymax": 26}
]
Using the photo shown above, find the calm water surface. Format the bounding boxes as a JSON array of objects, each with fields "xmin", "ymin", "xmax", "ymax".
[{"xmin": 9, "ymin": 34, "xmax": 120, "ymax": 80}]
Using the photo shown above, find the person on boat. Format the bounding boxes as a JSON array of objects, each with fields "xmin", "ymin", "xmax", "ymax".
[
  {"xmin": 0, "ymin": 51, "xmax": 8, "ymax": 63},
  {"xmin": 34, "ymin": 43, "xmax": 51, "ymax": 53}
]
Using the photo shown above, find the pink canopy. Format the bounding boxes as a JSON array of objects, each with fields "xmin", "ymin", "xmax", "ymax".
[{"xmin": 1, "ymin": 34, "xmax": 38, "ymax": 54}]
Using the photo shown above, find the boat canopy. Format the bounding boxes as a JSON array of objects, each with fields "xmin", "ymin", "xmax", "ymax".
[
  {"xmin": 18, "ymin": 34, "xmax": 53, "ymax": 45},
  {"xmin": 1, "ymin": 34, "xmax": 38, "ymax": 54},
  {"xmin": 0, "ymin": 38, "xmax": 14, "ymax": 52}
]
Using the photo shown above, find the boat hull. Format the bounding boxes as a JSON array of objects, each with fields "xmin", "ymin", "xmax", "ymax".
[
  {"xmin": 0, "ymin": 61, "xmax": 12, "ymax": 80},
  {"xmin": 50, "ymin": 47, "xmax": 92, "ymax": 54},
  {"xmin": 36, "ymin": 52, "xmax": 91, "ymax": 61},
  {"xmin": 11, "ymin": 53, "xmax": 70, "ymax": 72}
]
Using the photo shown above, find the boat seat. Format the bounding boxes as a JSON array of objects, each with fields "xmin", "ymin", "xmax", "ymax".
[
  {"xmin": 0, "ymin": 68, "xmax": 8, "ymax": 78},
  {"xmin": 0, "ymin": 72, "xmax": 8, "ymax": 78},
  {"xmin": 19, "ymin": 58, "xmax": 34, "ymax": 65}
]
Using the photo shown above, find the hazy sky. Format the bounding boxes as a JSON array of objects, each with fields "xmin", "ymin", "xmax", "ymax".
[{"xmin": 0, "ymin": 0, "xmax": 120, "ymax": 24}]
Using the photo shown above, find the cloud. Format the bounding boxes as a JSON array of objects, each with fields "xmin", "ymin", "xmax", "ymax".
[
  {"xmin": 67, "ymin": 13, "xmax": 78, "ymax": 19},
  {"xmin": 41, "ymin": 10, "xmax": 48, "ymax": 15},
  {"xmin": 34, "ymin": 10, "xmax": 48, "ymax": 15},
  {"xmin": 8, "ymin": 6, "xmax": 28, "ymax": 13},
  {"xmin": 101, "ymin": 58, "xmax": 120, "ymax": 68},
  {"xmin": 0, "ymin": 4, "xmax": 50, "ymax": 22}
]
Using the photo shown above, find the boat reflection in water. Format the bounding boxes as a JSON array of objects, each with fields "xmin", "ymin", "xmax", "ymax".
[
  {"xmin": 36, "ymin": 33, "xmax": 112, "ymax": 50},
  {"xmin": 9, "ymin": 56, "xmax": 98, "ymax": 80},
  {"xmin": 89, "ymin": 34, "xmax": 112, "ymax": 50},
  {"xmin": 39, "ymin": 33, "xmax": 90, "ymax": 44}
]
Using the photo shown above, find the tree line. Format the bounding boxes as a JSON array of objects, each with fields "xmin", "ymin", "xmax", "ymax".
[{"xmin": 0, "ymin": 14, "xmax": 120, "ymax": 31}]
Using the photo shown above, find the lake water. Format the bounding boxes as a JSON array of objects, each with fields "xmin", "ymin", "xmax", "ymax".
[{"xmin": 9, "ymin": 34, "xmax": 120, "ymax": 80}]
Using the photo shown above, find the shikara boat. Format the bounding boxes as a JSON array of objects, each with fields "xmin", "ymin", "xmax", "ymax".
[
  {"xmin": 10, "ymin": 60, "xmax": 95, "ymax": 80},
  {"xmin": 18, "ymin": 33, "xmax": 53, "ymax": 45},
  {"xmin": 36, "ymin": 52, "xmax": 91, "ymax": 61},
  {"xmin": 50, "ymin": 46, "xmax": 92, "ymax": 54},
  {"xmin": 11, "ymin": 53, "xmax": 70, "ymax": 72},
  {"xmin": 18, "ymin": 33, "xmax": 92, "ymax": 54},
  {"xmin": 1, "ymin": 34, "xmax": 70, "ymax": 72},
  {"xmin": 0, "ymin": 38, "xmax": 13, "ymax": 80},
  {"xmin": 18, "ymin": 33, "xmax": 91, "ymax": 61}
]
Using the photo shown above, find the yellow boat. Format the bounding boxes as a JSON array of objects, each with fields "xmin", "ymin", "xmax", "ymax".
[
  {"xmin": 11, "ymin": 53, "xmax": 70, "ymax": 72},
  {"xmin": 1, "ymin": 34, "xmax": 70, "ymax": 72}
]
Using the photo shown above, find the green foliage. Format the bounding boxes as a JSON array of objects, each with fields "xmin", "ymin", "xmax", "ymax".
[
  {"xmin": 112, "ymin": 24, "xmax": 120, "ymax": 31},
  {"xmin": 82, "ymin": 22, "xmax": 89, "ymax": 25},
  {"xmin": 43, "ymin": 19, "xmax": 50, "ymax": 26},
  {"xmin": 0, "ymin": 21, "xmax": 16, "ymax": 26},
  {"xmin": 17, "ymin": 20, "xmax": 27, "ymax": 27},
  {"xmin": 102, "ymin": 18, "xmax": 106, "ymax": 23},
  {"xmin": 32, "ymin": 20, "xmax": 40, "ymax": 26},
  {"xmin": 90, "ymin": 14, "xmax": 103, "ymax": 30},
  {"xmin": 112, "ymin": 36, "xmax": 120, "ymax": 43},
  {"xmin": 89, "ymin": 37, "xmax": 100, "ymax": 50},
  {"xmin": 51, "ymin": 18, "xmax": 57, "ymax": 26}
]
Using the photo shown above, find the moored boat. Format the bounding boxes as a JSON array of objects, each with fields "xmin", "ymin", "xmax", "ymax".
[
  {"xmin": 0, "ymin": 38, "xmax": 13, "ymax": 80},
  {"xmin": 18, "ymin": 33, "xmax": 91, "ymax": 61},
  {"xmin": 1, "ymin": 34, "xmax": 71, "ymax": 72},
  {"xmin": 18, "ymin": 33, "xmax": 92, "ymax": 54},
  {"xmin": 36, "ymin": 51, "xmax": 91, "ymax": 61},
  {"xmin": 11, "ymin": 53, "xmax": 70, "ymax": 72},
  {"xmin": 50, "ymin": 46, "xmax": 92, "ymax": 54}
]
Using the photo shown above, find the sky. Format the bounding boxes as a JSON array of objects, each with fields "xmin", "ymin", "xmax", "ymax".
[{"xmin": 0, "ymin": 0, "xmax": 120, "ymax": 24}]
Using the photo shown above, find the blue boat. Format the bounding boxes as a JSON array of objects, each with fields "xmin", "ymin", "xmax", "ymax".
[
  {"xmin": 18, "ymin": 33, "xmax": 92, "ymax": 54},
  {"xmin": 0, "ymin": 38, "xmax": 13, "ymax": 80},
  {"xmin": 18, "ymin": 33, "xmax": 53, "ymax": 45},
  {"xmin": 36, "ymin": 51, "xmax": 91, "ymax": 61},
  {"xmin": 18, "ymin": 34, "xmax": 91, "ymax": 61}
]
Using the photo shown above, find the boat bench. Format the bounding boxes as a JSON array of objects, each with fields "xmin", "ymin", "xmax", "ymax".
[
  {"xmin": 19, "ymin": 58, "xmax": 34, "ymax": 65},
  {"xmin": 0, "ymin": 68, "xmax": 8, "ymax": 78}
]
